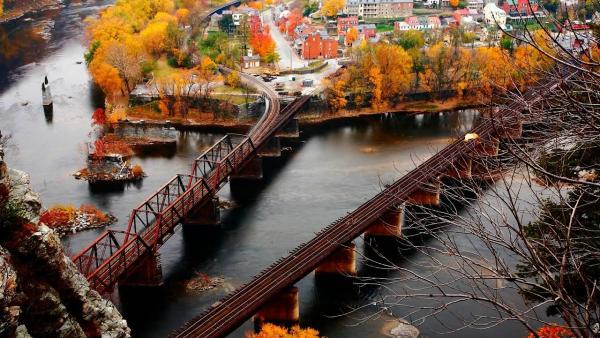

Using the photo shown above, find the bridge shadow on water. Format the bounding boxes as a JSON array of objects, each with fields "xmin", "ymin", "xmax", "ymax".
[{"xmin": 298, "ymin": 178, "xmax": 491, "ymax": 332}]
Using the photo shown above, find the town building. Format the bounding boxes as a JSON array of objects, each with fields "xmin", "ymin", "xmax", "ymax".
[
  {"xmin": 357, "ymin": 24, "xmax": 377, "ymax": 39},
  {"xmin": 230, "ymin": 7, "xmax": 260, "ymax": 26},
  {"xmin": 300, "ymin": 31, "xmax": 338, "ymax": 59},
  {"xmin": 467, "ymin": 0, "xmax": 484, "ymax": 11},
  {"xmin": 394, "ymin": 16, "xmax": 441, "ymax": 31},
  {"xmin": 337, "ymin": 16, "xmax": 359, "ymax": 35},
  {"xmin": 483, "ymin": 3, "xmax": 507, "ymax": 27},
  {"xmin": 344, "ymin": 0, "xmax": 413, "ymax": 19},
  {"xmin": 242, "ymin": 50, "xmax": 261, "ymax": 69},
  {"xmin": 502, "ymin": 0, "xmax": 541, "ymax": 18}
]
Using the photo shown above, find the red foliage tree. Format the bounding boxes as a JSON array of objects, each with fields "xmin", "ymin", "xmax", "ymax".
[
  {"xmin": 91, "ymin": 108, "xmax": 107, "ymax": 126},
  {"xmin": 527, "ymin": 325, "xmax": 574, "ymax": 338}
]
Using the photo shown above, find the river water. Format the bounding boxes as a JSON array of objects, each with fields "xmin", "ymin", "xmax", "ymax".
[{"xmin": 0, "ymin": 2, "xmax": 551, "ymax": 338}]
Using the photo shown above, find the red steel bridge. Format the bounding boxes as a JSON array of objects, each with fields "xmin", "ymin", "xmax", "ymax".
[
  {"xmin": 71, "ymin": 68, "xmax": 311, "ymax": 294},
  {"xmin": 170, "ymin": 70, "xmax": 576, "ymax": 338}
]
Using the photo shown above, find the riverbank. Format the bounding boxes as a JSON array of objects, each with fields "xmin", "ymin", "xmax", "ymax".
[
  {"xmin": 0, "ymin": 0, "xmax": 62, "ymax": 23},
  {"xmin": 299, "ymin": 97, "xmax": 481, "ymax": 125},
  {"xmin": 116, "ymin": 96, "xmax": 480, "ymax": 133}
]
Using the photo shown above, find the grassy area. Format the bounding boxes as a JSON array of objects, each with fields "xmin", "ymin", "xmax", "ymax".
[
  {"xmin": 153, "ymin": 57, "xmax": 177, "ymax": 78},
  {"xmin": 213, "ymin": 94, "xmax": 258, "ymax": 105},
  {"xmin": 212, "ymin": 84, "xmax": 254, "ymax": 95},
  {"xmin": 376, "ymin": 23, "xmax": 395, "ymax": 33}
]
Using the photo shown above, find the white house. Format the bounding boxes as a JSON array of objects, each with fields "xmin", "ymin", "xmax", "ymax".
[{"xmin": 483, "ymin": 3, "xmax": 507, "ymax": 27}]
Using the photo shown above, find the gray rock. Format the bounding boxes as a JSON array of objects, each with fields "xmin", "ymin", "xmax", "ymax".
[{"xmin": 389, "ymin": 321, "xmax": 420, "ymax": 338}]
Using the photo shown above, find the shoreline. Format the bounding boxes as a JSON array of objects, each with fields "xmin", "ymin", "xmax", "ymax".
[{"xmin": 117, "ymin": 98, "xmax": 481, "ymax": 133}]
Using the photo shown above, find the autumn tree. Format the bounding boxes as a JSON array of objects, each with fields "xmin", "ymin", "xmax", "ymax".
[
  {"xmin": 450, "ymin": 0, "xmax": 459, "ymax": 7},
  {"xmin": 89, "ymin": 61, "xmax": 124, "ymax": 100},
  {"xmin": 102, "ymin": 38, "xmax": 147, "ymax": 92},
  {"xmin": 393, "ymin": 29, "xmax": 425, "ymax": 50},
  {"xmin": 250, "ymin": 25, "xmax": 276, "ymax": 60},
  {"xmin": 1, "ymin": 0, "xmax": 4, "ymax": 17},
  {"xmin": 345, "ymin": 26, "xmax": 358, "ymax": 46},
  {"xmin": 321, "ymin": 0, "xmax": 345, "ymax": 17},
  {"xmin": 246, "ymin": 324, "xmax": 323, "ymax": 338}
]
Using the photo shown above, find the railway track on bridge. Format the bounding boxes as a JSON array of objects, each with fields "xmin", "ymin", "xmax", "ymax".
[{"xmin": 171, "ymin": 69, "xmax": 577, "ymax": 338}]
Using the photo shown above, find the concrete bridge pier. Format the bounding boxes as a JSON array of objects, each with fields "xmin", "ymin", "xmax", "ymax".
[
  {"xmin": 315, "ymin": 242, "xmax": 357, "ymax": 279},
  {"xmin": 472, "ymin": 137, "xmax": 500, "ymax": 157},
  {"xmin": 497, "ymin": 120, "xmax": 523, "ymax": 140},
  {"xmin": 407, "ymin": 179, "xmax": 441, "ymax": 206},
  {"xmin": 183, "ymin": 197, "xmax": 220, "ymax": 227},
  {"xmin": 365, "ymin": 206, "xmax": 404, "ymax": 239},
  {"xmin": 275, "ymin": 118, "xmax": 300, "ymax": 140},
  {"xmin": 443, "ymin": 158, "xmax": 472, "ymax": 180},
  {"xmin": 119, "ymin": 253, "xmax": 163, "ymax": 289},
  {"xmin": 258, "ymin": 137, "xmax": 281, "ymax": 157},
  {"xmin": 230, "ymin": 157, "xmax": 264, "ymax": 199},
  {"xmin": 254, "ymin": 286, "xmax": 299, "ymax": 329}
]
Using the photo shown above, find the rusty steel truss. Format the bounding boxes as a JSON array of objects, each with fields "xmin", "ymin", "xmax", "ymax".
[{"xmin": 72, "ymin": 71, "xmax": 309, "ymax": 294}]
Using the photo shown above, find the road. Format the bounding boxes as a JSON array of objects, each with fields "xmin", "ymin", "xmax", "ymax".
[{"xmin": 262, "ymin": 9, "xmax": 305, "ymax": 70}]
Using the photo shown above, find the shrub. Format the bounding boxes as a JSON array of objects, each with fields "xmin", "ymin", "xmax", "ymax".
[{"xmin": 132, "ymin": 164, "xmax": 144, "ymax": 177}]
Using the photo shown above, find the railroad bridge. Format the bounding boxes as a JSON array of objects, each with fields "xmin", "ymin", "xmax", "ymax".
[
  {"xmin": 71, "ymin": 68, "xmax": 310, "ymax": 294},
  {"xmin": 170, "ymin": 70, "xmax": 576, "ymax": 337}
]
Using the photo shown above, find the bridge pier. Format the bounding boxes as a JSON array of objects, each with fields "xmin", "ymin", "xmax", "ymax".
[
  {"xmin": 315, "ymin": 242, "xmax": 356, "ymax": 278},
  {"xmin": 365, "ymin": 207, "xmax": 403, "ymax": 238},
  {"xmin": 443, "ymin": 158, "xmax": 472, "ymax": 180},
  {"xmin": 258, "ymin": 137, "xmax": 281, "ymax": 157},
  {"xmin": 498, "ymin": 120, "xmax": 523, "ymax": 140},
  {"xmin": 119, "ymin": 253, "xmax": 163, "ymax": 289},
  {"xmin": 182, "ymin": 197, "xmax": 220, "ymax": 226},
  {"xmin": 254, "ymin": 286, "xmax": 299, "ymax": 329},
  {"xmin": 407, "ymin": 180, "xmax": 441, "ymax": 206},
  {"xmin": 472, "ymin": 137, "xmax": 500, "ymax": 157},
  {"xmin": 275, "ymin": 118, "xmax": 300, "ymax": 139},
  {"xmin": 230, "ymin": 157, "xmax": 263, "ymax": 199}
]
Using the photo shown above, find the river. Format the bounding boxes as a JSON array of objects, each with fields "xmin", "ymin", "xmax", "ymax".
[{"xmin": 0, "ymin": 2, "xmax": 547, "ymax": 337}]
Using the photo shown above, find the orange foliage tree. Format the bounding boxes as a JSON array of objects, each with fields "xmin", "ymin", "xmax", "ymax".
[
  {"xmin": 279, "ymin": 9, "xmax": 303, "ymax": 37},
  {"xmin": 246, "ymin": 324, "xmax": 323, "ymax": 338},
  {"xmin": 345, "ymin": 26, "xmax": 358, "ymax": 46},
  {"xmin": 250, "ymin": 26, "xmax": 276, "ymax": 60},
  {"xmin": 450, "ymin": 0, "xmax": 459, "ymax": 7},
  {"xmin": 526, "ymin": 325, "xmax": 574, "ymax": 338},
  {"xmin": 248, "ymin": 1, "xmax": 264, "ymax": 10}
]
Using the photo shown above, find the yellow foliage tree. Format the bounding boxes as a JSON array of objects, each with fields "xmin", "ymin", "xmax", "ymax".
[
  {"xmin": 324, "ymin": 77, "xmax": 348, "ymax": 111},
  {"xmin": 0, "ymin": 0, "xmax": 4, "ymax": 17},
  {"xmin": 246, "ymin": 324, "xmax": 323, "ymax": 338},
  {"xmin": 321, "ymin": 0, "xmax": 345, "ymax": 17},
  {"xmin": 175, "ymin": 8, "xmax": 190, "ymax": 25},
  {"xmin": 226, "ymin": 71, "xmax": 241, "ymax": 88},
  {"xmin": 140, "ymin": 20, "xmax": 169, "ymax": 55},
  {"xmin": 345, "ymin": 26, "xmax": 358, "ymax": 46},
  {"xmin": 369, "ymin": 66, "xmax": 383, "ymax": 109}
]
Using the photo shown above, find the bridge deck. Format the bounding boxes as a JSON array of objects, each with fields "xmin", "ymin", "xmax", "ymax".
[{"xmin": 170, "ymin": 71, "xmax": 573, "ymax": 338}]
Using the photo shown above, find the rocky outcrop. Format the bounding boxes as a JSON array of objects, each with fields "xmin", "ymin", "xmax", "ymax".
[{"xmin": 0, "ymin": 134, "xmax": 130, "ymax": 337}]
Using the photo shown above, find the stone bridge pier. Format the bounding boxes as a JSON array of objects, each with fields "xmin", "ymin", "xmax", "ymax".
[
  {"xmin": 183, "ymin": 197, "xmax": 221, "ymax": 227},
  {"xmin": 254, "ymin": 286, "xmax": 299, "ymax": 329},
  {"xmin": 315, "ymin": 242, "xmax": 357, "ymax": 279},
  {"xmin": 119, "ymin": 252, "xmax": 163, "ymax": 289}
]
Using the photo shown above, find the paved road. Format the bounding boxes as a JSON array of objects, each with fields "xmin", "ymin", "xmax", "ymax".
[{"xmin": 262, "ymin": 9, "xmax": 305, "ymax": 70}]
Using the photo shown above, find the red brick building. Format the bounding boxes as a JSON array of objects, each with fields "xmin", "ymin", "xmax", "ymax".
[
  {"xmin": 337, "ymin": 16, "xmax": 358, "ymax": 36},
  {"xmin": 301, "ymin": 32, "xmax": 338, "ymax": 59}
]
